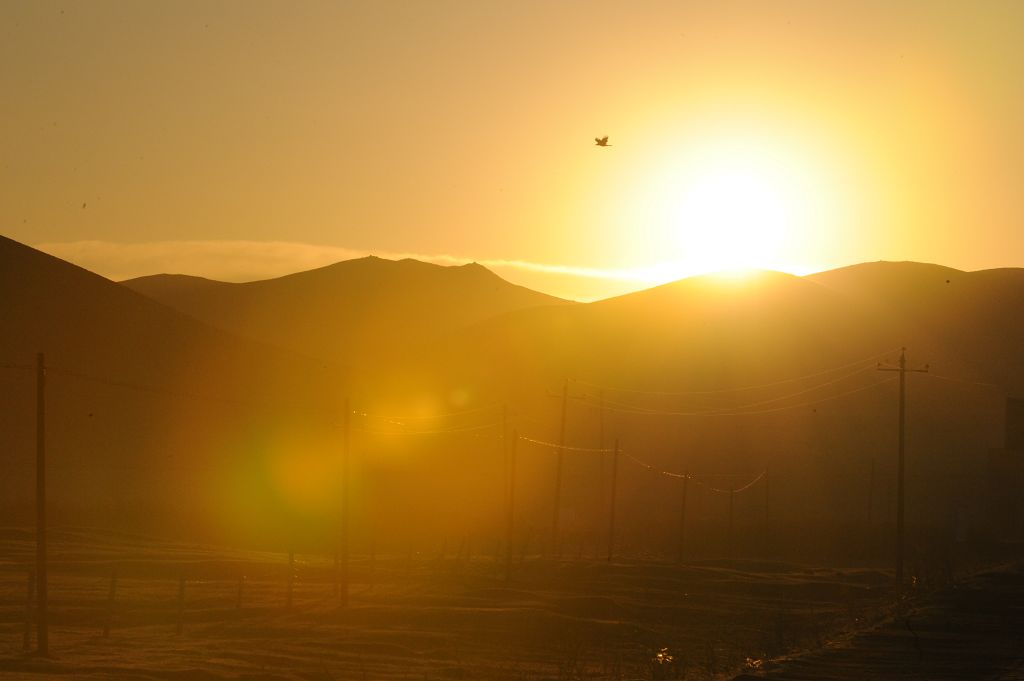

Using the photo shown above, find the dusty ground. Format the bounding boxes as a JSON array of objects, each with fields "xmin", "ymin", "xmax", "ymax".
[
  {"xmin": 0, "ymin": 527, "xmax": 1013, "ymax": 680},
  {"xmin": 730, "ymin": 561, "xmax": 1024, "ymax": 681}
]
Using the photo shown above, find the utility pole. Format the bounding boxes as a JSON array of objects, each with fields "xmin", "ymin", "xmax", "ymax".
[
  {"xmin": 676, "ymin": 468, "xmax": 689, "ymax": 564},
  {"xmin": 598, "ymin": 389, "xmax": 606, "ymax": 558},
  {"xmin": 339, "ymin": 397, "xmax": 351, "ymax": 606},
  {"xmin": 728, "ymin": 488, "xmax": 735, "ymax": 563},
  {"xmin": 607, "ymin": 439, "xmax": 619, "ymax": 562},
  {"xmin": 763, "ymin": 466, "xmax": 770, "ymax": 558},
  {"xmin": 551, "ymin": 379, "xmax": 568, "ymax": 556},
  {"xmin": 867, "ymin": 457, "xmax": 875, "ymax": 550},
  {"xmin": 35, "ymin": 353, "xmax": 48, "ymax": 656},
  {"xmin": 501, "ymin": 404, "xmax": 508, "ymax": 556},
  {"xmin": 505, "ymin": 429, "xmax": 518, "ymax": 582},
  {"xmin": 877, "ymin": 348, "xmax": 928, "ymax": 585}
]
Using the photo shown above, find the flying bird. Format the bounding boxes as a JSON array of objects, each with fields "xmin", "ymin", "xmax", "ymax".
[{"xmin": 594, "ymin": 136, "xmax": 611, "ymax": 147}]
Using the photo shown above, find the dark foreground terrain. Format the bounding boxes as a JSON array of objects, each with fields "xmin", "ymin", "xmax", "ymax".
[
  {"xmin": 0, "ymin": 528, "xmax": 1020, "ymax": 680},
  {"xmin": 732, "ymin": 561, "xmax": 1024, "ymax": 681}
]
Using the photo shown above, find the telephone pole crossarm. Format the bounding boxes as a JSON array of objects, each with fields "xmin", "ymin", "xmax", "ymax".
[{"xmin": 876, "ymin": 348, "xmax": 928, "ymax": 586}]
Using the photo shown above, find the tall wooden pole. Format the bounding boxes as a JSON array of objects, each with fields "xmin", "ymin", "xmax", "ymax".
[
  {"xmin": 598, "ymin": 389, "xmax": 606, "ymax": 545},
  {"xmin": 606, "ymin": 439, "xmax": 619, "ymax": 562},
  {"xmin": 505, "ymin": 430, "xmax": 518, "ymax": 582},
  {"xmin": 551, "ymin": 379, "xmax": 568, "ymax": 556},
  {"xmin": 868, "ymin": 456, "xmax": 876, "ymax": 532},
  {"xmin": 676, "ymin": 469, "xmax": 689, "ymax": 564},
  {"xmin": 501, "ymin": 404, "xmax": 508, "ymax": 556},
  {"xmin": 763, "ymin": 466, "xmax": 771, "ymax": 557},
  {"xmin": 340, "ymin": 398, "xmax": 350, "ymax": 606},
  {"xmin": 877, "ymin": 348, "xmax": 926, "ymax": 585},
  {"xmin": 896, "ymin": 350, "xmax": 906, "ymax": 584},
  {"xmin": 35, "ymin": 352, "xmax": 48, "ymax": 656},
  {"xmin": 286, "ymin": 548, "xmax": 295, "ymax": 609},
  {"xmin": 728, "ymin": 488, "xmax": 735, "ymax": 563}
]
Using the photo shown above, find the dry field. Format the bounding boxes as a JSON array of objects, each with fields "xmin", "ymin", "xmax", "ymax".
[{"xmin": 0, "ymin": 526, "xmax": 965, "ymax": 680}]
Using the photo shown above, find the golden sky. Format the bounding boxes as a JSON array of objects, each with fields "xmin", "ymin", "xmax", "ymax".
[{"xmin": 2, "ymin": 0, "xmax": 1023, "ymax": 300}]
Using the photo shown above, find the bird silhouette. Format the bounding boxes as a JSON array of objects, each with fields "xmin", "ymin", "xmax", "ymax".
[{"xmin": 594, "ymin": 136, "xmax": 611, "ymax": 147}]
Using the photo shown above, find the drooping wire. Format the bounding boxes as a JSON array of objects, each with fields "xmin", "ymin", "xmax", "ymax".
[
  {"xmin": 623, "ymin": 452, "xmax": 687, "ymax": 479},
  {"xmin": 520, "ymin": 436, "xmax": 614, "ymax": 450},
  {"xmin": 570, "ymin": 348, "xmax": 900, "ymax": 397},
  {"xmin": 522, "ymin": 437, "xmax": 765, "ymax": 493},
  {"xmin": 923, "ymin": 373, "xmax": 1005, "ymax": 390},
  {"xmin": 352, "ymin": 421, "xmax": 502, "ymax": 436},
  {"xmin": 585, "ymin": 364, "xmax": 880, "ymax": 416},
  {"xmin": 573, "ymin": 376, "xmax": 897, "ymax": 417},
  {"xmin": 43, "ymin": 365, "xmax": 314, "ymax": 411},
  {"xmin": 692, "ymin": 469, "xmax": 767, "ymax": 494},
  {"xmin": 351, "ymin": 403, "xmax": 503, "ymax": 422},
  {"xmin": 0, "ymin": 362, "xmax": 33, "ymax": 371}
]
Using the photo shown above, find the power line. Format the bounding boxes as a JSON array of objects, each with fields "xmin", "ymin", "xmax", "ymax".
[
  {"xmin": 708, "ymin": 365, "xmax": 879, "ymax": 410},
  {"xmin": 574, "ymin": 376, "xmax": 897, "ymax": 417},
  {"xmin": 877, "ymin": 348, "xmax": 928, "ymax": 586},
  {"xmin": 692, "ymin": 469, "xmax": 767, "ymax": 495},
  {"xmin": 585, "ymin": 364, "xmax": 880, "ymax": 416},
  {"xmin": 0, "ymin": 362, "xmax": 34, "ymax": 371},
  {"xmin": 351, "ymin": 403, "xmax": 503, "ymax": 422},
  {"xmin": 620, "ymin": 452, "xmax": 766, "ymax": 492},
  {"xmin": 527, "ymin": 438, "xmax": 766, "ymax": 494},
  {"xmin": 924, "ymin": 372, "xmax": 1004, "ymax": 390},
  {"xmin": 518, "ymin": 434, "xmax": 615, "ymax": 453},
  {"xmin": 352, "ymin": 421, "xmax": 501, "ymax": 436},
  {"xmin": 623, "ymin": 452, "xmax": 688, "ymax": 479},
  {"xmin": 43, "ymin": 365, "xmax": 320, "ymax": 412},
  {"xmin": 570, "ymin": 348, "xmax": 899, "ymax": 397},
  {"xmin": 508, "ymin": 411, "xmax": 552, "ymax": 427}
]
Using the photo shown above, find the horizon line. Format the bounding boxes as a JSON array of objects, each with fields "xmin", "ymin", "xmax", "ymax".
[{"xmin": 29, "ymin": 238, "xmax": 969, "ymax": 302}]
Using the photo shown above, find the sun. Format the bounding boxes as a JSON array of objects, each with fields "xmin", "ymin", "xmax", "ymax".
[
  {"xmin": 623, "ymin": 135, "xmax": 831, "ymax": 279},
  {"xmin": 661, "ymin": 147, "xmax": 811, "ymax": 275}
]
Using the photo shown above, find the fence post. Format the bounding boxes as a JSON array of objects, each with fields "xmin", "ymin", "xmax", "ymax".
[
  {"xmin": 677, "ymin": 471, "xmax": 689, "ymax": 564},
  {"xmin": 505, "ymin": 430, "xmax": 518, "ymax": 583},
  {"xmin": 35, "ymin": 352, "xmax": 49, "ymax": 656},
  {"xmin": 340, "ymin": 398, "xmax": 351, "ymax": 606},
  {"xmin": 728, "ymin": 489, "xmax": 736, "ymax": 562},
  {"xmin": 763, "ymin": 466, "xmax": 771, "ymax": 558},
  {"xmin": 607, "ymin": 439, "xmax": 620, "ymax": 562}
]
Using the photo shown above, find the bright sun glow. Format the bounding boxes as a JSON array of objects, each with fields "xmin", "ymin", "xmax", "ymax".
[
  {"xmin": 624, "ymin": 135, "xmax": 833, "ymax": 280},
  {"xmin": 670, "ymin": 160, "xmax": 792, "ymax": 273}
]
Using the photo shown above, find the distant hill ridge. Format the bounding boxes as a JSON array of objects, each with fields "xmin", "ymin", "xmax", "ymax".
[
  {"xmin": 0, "ymin": 233, "xmax": 341, "ymax": 535},
  {"xmin": 3, "ymin": 233, "xmax": 1024, "ymax": 544},
  {"xmin": 123, "ymin": 254, "xmax": 572, "ymax": 368}
]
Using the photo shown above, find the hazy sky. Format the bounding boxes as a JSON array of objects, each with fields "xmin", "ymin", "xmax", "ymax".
[{"xmin": 2, "ymin": 1, "xmax": 1022, "ymax": 300}]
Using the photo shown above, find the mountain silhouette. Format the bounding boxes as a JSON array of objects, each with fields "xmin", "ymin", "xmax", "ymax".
[
  {"xmin": 123, "ymin": 257, "xmax": 571, "ymax": 372},
  {"xmin": 3, "ymin": 235, "xmax": 1022, "ymax": 553},
  {"xmin": 0, "ymin": 235, "xmax": 342, "ymax": 543},
  {"xmin": 387, "ymin": 265, "xmax": 1021, "ymax": 549},
  {"xmin": 809, "ymin": 261, "xmax": 1024, "ymax": 394}
]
